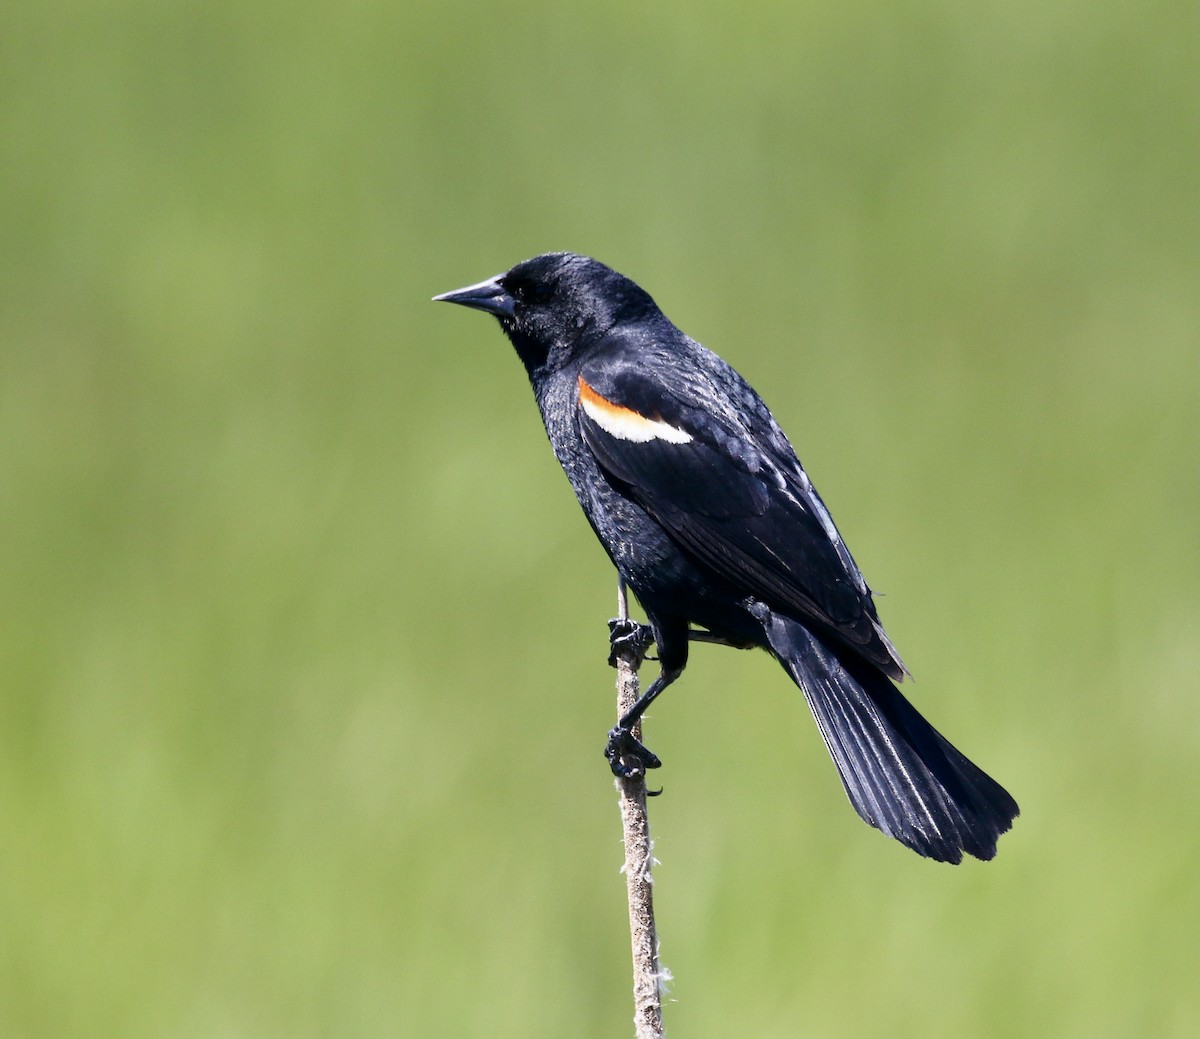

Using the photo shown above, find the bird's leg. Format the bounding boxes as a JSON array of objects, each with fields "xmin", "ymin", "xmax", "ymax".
[
  {"xmin": 608, "ymin": 617, "xmax": 655, "ymax": 668},
  {"xmin": 605, "ymin": 666, "xmax": 681, "ymax": 779}
]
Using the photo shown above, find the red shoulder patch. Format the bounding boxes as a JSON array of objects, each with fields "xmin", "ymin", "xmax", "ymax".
[{"xmin": 577, "ymin": 376, "xmax": 693, "ymax": 444}]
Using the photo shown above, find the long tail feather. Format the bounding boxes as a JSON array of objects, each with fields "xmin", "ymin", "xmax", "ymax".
[{"xmin": 762, "ymin": 613, "xmax": 1018, "ymax": 863}]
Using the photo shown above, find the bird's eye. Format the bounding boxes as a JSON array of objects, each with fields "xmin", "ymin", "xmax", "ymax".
[{"xmin": 508, "ymin": 279, "xmax": 552, "ymax": 305}]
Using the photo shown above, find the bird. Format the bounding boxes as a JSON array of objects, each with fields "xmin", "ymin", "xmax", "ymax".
[{"xmin": 433, "ymin": 252, "xmax": 1018, "ymax": 863}]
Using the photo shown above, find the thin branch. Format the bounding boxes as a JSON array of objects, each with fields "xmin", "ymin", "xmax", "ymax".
[{"xmin": 613, "ymin": 576, "xmax": 667, "ymax": 1039}]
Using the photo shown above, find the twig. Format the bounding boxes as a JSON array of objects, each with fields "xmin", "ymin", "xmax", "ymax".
[{"xmin": 613, "ymin": 576, "xmax": 666, "ymax": 1039}]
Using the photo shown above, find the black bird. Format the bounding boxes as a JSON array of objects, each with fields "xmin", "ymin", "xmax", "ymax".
[{"xmin": 434, "ymin": 252, "xmax": 1018, "ymax": 863}]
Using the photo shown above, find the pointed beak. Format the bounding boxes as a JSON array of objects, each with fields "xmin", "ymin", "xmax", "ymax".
[{"xmin": 432, "ymin": 274, "xmax": 517, "ymax": 318}]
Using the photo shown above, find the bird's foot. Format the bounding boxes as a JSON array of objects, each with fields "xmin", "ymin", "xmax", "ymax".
[
  {"xmin": 607, "ymin": 618, "xmax": 655, "ymax": 668},
  {"xmin": 605, "ymin": 725, "xmax": 662, "ymax": 783}
]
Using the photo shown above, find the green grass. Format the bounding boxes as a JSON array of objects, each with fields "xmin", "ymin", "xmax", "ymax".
[{"xmin": 1, "ymin": 1, "xmax": 1195, "ymax": 1035}]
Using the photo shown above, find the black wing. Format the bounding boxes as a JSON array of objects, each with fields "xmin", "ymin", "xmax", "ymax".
[{"xmin": 576, "ymin": 350, "xmax": 906, "ymax": 679}]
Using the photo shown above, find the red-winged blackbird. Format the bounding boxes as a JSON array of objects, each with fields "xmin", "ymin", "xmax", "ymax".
[{"xmin": 435, "ymin": 252, "xmax": 1018, "ymax": 863}]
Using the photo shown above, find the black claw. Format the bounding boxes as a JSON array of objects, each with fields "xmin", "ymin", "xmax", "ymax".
[
  {"xmin": 607, "ymin": 618, "xmax": 655, "ymax": 667},
  {"xmin": 604, "ymin": 725, "xmax": 663, "ymax": 779}
]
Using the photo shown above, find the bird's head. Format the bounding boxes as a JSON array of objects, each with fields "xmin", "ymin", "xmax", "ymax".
[{"xmin": 434, "ymin": 252, "xmax": 657, "ymax": 375}]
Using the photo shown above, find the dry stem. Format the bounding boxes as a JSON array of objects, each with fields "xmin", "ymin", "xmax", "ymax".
[{"xmin": 613, "ymin": 577, "xmax": 666, "ymax": 1039}]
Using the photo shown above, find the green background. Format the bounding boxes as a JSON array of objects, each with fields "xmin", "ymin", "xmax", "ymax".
[{"xmin": 2, "ymin": 2, "xmax": 1195, "ymax": 1036}]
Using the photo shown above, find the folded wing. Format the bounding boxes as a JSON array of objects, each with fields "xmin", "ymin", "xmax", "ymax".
[{"xmin": 576, "ymin": 358, "xmax": 905, "ymax": 678}]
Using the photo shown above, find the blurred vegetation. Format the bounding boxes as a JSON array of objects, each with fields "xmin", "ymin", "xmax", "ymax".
[{"xmin": 1, "ymin": 1, "xmax": 1195, "ymax": 1036}]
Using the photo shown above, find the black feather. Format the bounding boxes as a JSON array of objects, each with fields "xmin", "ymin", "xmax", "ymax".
[
  {"xmin": 435, "ymin": 252, "xmax": 1019, "ymax": 863},
  {"xmin": 759, "ymin": 609, "xmax": 1018, "ymax": 862}
]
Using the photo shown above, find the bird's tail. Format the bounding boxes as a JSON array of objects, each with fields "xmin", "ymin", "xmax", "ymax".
[{"xmin": 761, "ymin": 613, "xmax": 1019, "ymax": 863}]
